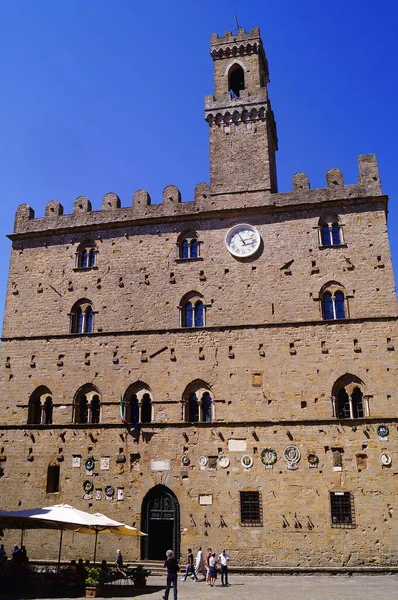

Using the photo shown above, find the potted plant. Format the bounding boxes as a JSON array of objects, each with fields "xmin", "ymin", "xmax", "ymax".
[
  {"xmin": 85, "ymin": 566, "xmax": 105, "ymax": 598},
  {"xmin": 131, "ymin": 564, "xmax": 151, "ymax": 588}
]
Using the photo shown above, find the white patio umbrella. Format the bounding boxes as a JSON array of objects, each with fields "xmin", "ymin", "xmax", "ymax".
[{"xmin": 0, "ymin": 504, "xmax": 146, "ymax": 567}]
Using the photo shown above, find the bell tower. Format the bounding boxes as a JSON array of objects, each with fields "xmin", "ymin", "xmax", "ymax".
[{"xmin": 205, "ymin": 26, "xmax": 278, "ymax": 195}]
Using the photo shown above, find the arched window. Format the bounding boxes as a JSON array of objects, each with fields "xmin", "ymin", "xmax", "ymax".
[
  {"xmin": 74, "ymin": 385, "xmax": 102, "ymax": 424},
  {"xmin": 182, "ymin": 240, "xmax": 189, "ymax": 259},
  {"xmin": 180, "ymin": 292, "xmax": 205, "ymax": 328},
  {"xmin": 202, "ymin": 392, "xmax": 212, "ymax": 422},
  {"xmin": 190, "ymin": 239, "xmax": 198, "ymax": 259},
  {"xmin": 43, "ymin": 396, "xmax": 53, "ymax": 425},
  {"xmin": 123, "ymin": 383, "xmax": 152, "ymax": 426},
  {"xmin": 183, "ymin": 381, "xmax": 214, "ymax": 423},
  {"xmin": 76, "ymin": 240, "xmax": 97, "ymax": 269},
  {"xmin": 177, "ymin": 231, "xmax": 200, "ymax": 260},
  {"xmin": 141, "ymin": 393, "xmax": 152, "ymax": 424},
  {"xmin": 318, "ymin": 213, "xmax": 343, "ymax": 246},
  {"xmin": 228, "ymin": 63, "xmax": 245, "ymax": 98},
  {"xmin": 86, "ymin": 307, "xmax": 93, "ymax": 333},
  {"xmin": 184, "ymin": 302, "xmax": 193, "ymax": 327},
  {"xmin": 195, "ymin": 301, "xmax": 204, "ymax": 327},
  {"xmin": 321, "ymin": 284, "xmax": 347, "ymax": 320},
  {"xmin": 90, "ymin": 394, "xmax": 100, "ymax": 423},
  {"xmin": 27, "ymin": 386, "xmax": 52, "ymax": 425},
  {"xmin": 332, "ymin": 375, "xmax": 366, "ymax": 419},
  {"xmin": 70, "ymin": 299, "xmax": 95, "ymax": 334},
  {"xmin": 188, "ymin": 393, "xmax": 200, "ymax": 423}
]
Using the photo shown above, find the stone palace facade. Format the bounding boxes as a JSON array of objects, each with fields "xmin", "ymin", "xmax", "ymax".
[{"xmin": 0, "ymin": 26, "xmax": 397, "ymax": 566}]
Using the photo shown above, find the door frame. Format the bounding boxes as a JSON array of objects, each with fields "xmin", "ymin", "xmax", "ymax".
[{"xmin": 141, "ymin": 484, "xmax": 180, "ymax": 560}]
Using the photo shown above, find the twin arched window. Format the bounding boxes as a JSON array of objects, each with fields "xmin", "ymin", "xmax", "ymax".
[
  {"xmin": 27, "ymin": 386, "xmax": 53, "ymax": 425},
  {"xmin": 184, "ymin": 382, "xmax": 213, "ymax": 423},
  {"xmin": 178, "ymin": 231, "xmax": 199, "ymax": 260},
  {"xmin": 181, "ymin": 293, "xmax": 205, "ymax": 327},
  {"xmin": 123, "ymin": 383, "xmax": 152, "ymax": 425},
  {"xmin": 332, "ymin": 375, "xmax": 365, "ymax": 419},
  {"xmin": 74, "ymin": 385, "xmax": 101, "ymax": 424},
  {"xmin": 319, "ymin": 213, "xmax": 343, "ymax": 247},
  {"xmin": 321, "ymin": 284, "xmax": 346, "ymax": 320},
  {"xmin": 76, "ymin": 240, "xmax": 97, "ymax": 269},
  {"xmin": 70, "ymin": 299, "xmax": 94, "ymax": 333}
]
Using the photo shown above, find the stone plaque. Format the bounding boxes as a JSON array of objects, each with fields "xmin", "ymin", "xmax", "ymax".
[
  {"xmin": 199, "ymin": 494, "xmax": 213, "ymax": 505},
  {"xmin": 100, "ymin": 456, "xmax": 110, "ymax": 470},
  {"xmin": 151, "ymin": 459, "xmax": 171, "ymax": 472},
  {"xmin": 117, "ymin": 488, "xmax": 124, "ymax": 501},
  {"xmin": 72, "ymin": 455, "xmax": 81, "ymax": 468},
  {"xmin": 252, "ymin": 372, "xmax": 263, "ymax": 387},
  {"xmin": 228, "ymin": 439, "xmax": 247, "ymax": 452},
  {"xmin": 95, "ymin": 489, "xmax": 102, "ymax": 500}
]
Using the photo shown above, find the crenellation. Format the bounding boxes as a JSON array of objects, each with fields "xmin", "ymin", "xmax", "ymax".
[
  {"xmin": 45, "ymin": 200, "xmax": 64, "ymax": 217},
  {"xmin": 14, "ymin": 204, "xmax": 34, "ymax": 233},
  {"xmin": 326, "ymin": 168, "xmax": 344, "ymax": 188},
  {"xmin": 132, "ymin": 188, "xmax": 152, "ymax": 212},
  {"xmin": 292, "ymin": 172, "xmax": 310, "ymax": 191},
  {"xmin": 101, "ymin": 192, "xmax": 121, "ymax": 210},
  {"xmin": 73, "ymin": 195, "xmax": 92, "ymax": 213},
  {"xmin": 358, "ymin": 153, "xmax": 381, "ymax": 195},
  {"xmin": 162, "ymin": 184, "xmax": 182, "ymax": 205}
]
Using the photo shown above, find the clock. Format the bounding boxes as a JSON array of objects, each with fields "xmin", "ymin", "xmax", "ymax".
[{"xmin": 225, "ymin": 224, "xmax": 261, "ymax": 258}]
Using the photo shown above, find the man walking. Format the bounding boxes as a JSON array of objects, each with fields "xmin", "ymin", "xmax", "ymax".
[
  {"xmin": 181, "ymin": 548, "xmax": 198, "ymax": 581},
  {"xmin": 219, "ymin": 549, "xmax": 230, "ymax": 586},
  {"xmin": 195, "ymin": 546, "xmax": 206, "ymax": 579}
]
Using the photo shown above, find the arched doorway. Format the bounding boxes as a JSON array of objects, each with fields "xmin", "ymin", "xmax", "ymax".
[{"xmin": 141, "ymin": 485, "xmax": 180, "ymax": 560}]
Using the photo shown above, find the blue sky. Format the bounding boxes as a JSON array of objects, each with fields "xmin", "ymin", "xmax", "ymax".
[{"xmin": 0, "ymin": 0, "xmax": 397, "ymax": 325}]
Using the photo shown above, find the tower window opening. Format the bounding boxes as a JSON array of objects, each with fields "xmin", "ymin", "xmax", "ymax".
[{"xmin": 228, "ymin": 64, "xmax": 245, "ymax": 98}]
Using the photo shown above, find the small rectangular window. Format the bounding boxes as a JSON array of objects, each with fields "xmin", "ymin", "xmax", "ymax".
[
  {"xmin": 240, "ymin": 491, "xmax": 262, "ymax": 526},
  {"xmin": 330, "ymin": 492, "xmax": 355, "ymax": 528},
  {"xmin": 46, "ymin": 465, "xmax": 60, "ymax": 493}
]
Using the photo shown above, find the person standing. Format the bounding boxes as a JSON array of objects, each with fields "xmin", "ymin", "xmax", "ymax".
[
  {"xmin": 208, "ymin": 552, "xmax": 217, "ymax": 587},
  {"xmin": 195, "ymin": 546, "xmax": 206, "ymax": 579},
  {"xmin": 181, "ymin": 548, "xmax": 198, "ymax": 581},
  {"xmin": 163, "ymin": 549, "xmax": 180, "ymax": 600},
  {"xmin": 115, "ymin": 549, "xmax": 126, "ymax": 577},
  {"xmin": 205, "ymin": 547, "xmax": 212, "ymax": 584},
  {"xmin": 219, "ymin": 549, "xmax": 230, "ymax": 586}
]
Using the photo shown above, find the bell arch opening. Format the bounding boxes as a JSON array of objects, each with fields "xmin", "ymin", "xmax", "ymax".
[{"xmin": 228, "ymin": 63, "xmax": 245, "ymax": 97}]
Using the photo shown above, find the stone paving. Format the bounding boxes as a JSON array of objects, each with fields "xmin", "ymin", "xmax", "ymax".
[
  {"xmin": 3, "ymin": 574, "xmax": 397, "ymax": 600},
  {"xmin": 143, "ymin": 574, "xmax": 398, "ymax": 600}
]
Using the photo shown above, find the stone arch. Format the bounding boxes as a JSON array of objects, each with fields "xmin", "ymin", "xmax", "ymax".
[
  {"xmin": 227, "ymin": 62, "xmax": 245, "ymax": 97},
  {"xmin": 141, "ymin": 485, "xmax": 180, "ymax": 560},
  {"xmin": 70, "ymin": 298, "xmax": 95, "ymax": 333},
  {"xmin": 182, "ymin": 379, "xmax": 214, "ymax": 423},
  {"xmin": 123, "ymin": 382, "xmax": 153, "ymax": 424},
  {"xmin": 332, "ymin": 374, "xmax": 366, "ymax": 419},
  {"xmin": 73, "ymin": 383, "xmax": 102, "ymax": 424},
  {"xmin": 76, "ymin": 240, "xmax": 97, "ymax": 269},
  {"xmin": 28, "ymin": 385, "xmax": 52, "ymax": 425}
]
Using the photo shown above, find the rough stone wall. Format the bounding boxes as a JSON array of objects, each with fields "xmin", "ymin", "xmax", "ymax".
[
  {"xmin": 0, "ymin": 418, "xmax": 397, "ymax": 566},
  {"xmin": 3, "ymin": 200, "xmax": 396, "ymax": 338}
]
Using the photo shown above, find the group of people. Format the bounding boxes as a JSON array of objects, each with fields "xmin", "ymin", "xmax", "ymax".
[
  {"xmin": 0, "ymin": 544, "xmax": 29, "ymax": 574},
  {"xmin": 163, "ymin": 546, "xmax": 230, "ymax": 600}
]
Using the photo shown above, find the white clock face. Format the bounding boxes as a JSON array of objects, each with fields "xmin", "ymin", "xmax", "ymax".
[{"xmin": 225, "ymin": 224, "xmax": 261, "ymax": 258}]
